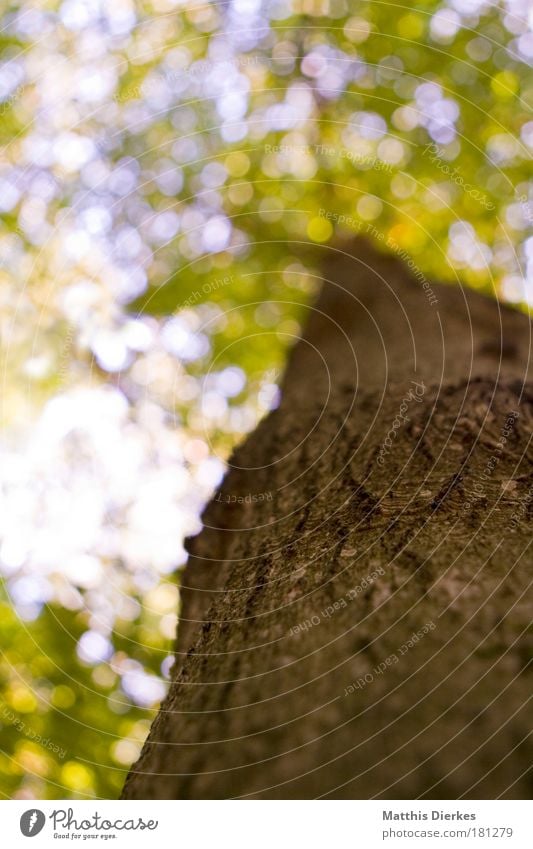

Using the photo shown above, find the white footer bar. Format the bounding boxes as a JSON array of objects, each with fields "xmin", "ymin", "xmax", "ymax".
[{"xmin": 3, "ymin": 800, "xmax": 531, "ymax": 848}]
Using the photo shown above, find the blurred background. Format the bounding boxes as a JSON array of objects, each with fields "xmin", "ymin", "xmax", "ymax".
[{"xmin": 0, "ymin": 0, "xmax": 531, "ymax": 798}]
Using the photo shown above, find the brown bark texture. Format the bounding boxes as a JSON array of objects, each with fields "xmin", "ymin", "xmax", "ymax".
[{"xmin": 122, "ymin": 239, "xmax": 533, "ymax": 799}]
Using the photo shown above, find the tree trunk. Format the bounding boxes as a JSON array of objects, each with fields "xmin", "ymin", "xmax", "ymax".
[{"xmin": 122, "ymin": 239, "xmax": 533, "ymax": 800}]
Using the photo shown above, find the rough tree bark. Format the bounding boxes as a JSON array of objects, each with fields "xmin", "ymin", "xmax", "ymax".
[{"xmin": 123, "ymin": 239, "xmax": 533, "ymax": 799}]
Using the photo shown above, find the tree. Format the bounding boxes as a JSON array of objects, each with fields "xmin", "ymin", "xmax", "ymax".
[{"xmin": 122, "ymin": 238, "xmax": 531, "ymax": 799}]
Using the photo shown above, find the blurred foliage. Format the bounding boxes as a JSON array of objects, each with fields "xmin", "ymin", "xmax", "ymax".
[
  {"xmin": 0, "ymin": 591, "xmax": 157, "ymax": 798},
  {"xmin": 0, "ymin": 0, "xmax": 532, "ymax": 798}
]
